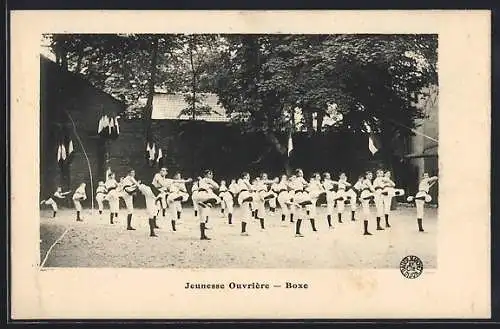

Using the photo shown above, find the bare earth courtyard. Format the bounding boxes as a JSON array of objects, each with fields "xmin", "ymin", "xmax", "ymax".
[{"xmin": 39, "ymin": 206, "xmax": 437, "ymax": 269}]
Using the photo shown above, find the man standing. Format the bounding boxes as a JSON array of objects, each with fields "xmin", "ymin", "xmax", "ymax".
[
  {"xmin": 372, "ymin": 170, "xmax": 386, "ymax": 231},
  {"xmin": 121, "ymin": 169, "xmax": 141, "ymax": 231},
  {"xmin": 72, "ymin": 183, "xmax": 87, "ymax": 222},
  {"xmin": 236, "ymin": 172, "xmax": 254, "ymax": 236},
  {"xmin": 152, "ymin": 167, "xmax": 169, "ymax": 218},
  {"xmin": 408, "ymin": 173, "xmax": 438, "ymax": 232}
]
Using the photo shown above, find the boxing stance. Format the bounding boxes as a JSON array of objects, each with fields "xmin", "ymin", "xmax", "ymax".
[
  {"xmin": 236, "ymin": 172, "xmax": 254, "ymax": 236},
  {"xmin": 341, "ymin": 173, "xmax": 358, "ymax": 221},
  {"xmin": 381, "ymin": 171, "xmax": 405, "ymax": 228},
  {"xmin": 191, "ymin": 177, "xmax": 201, "ymax": 217},
  {"xmin": 305, "ymin": 173, "xmax": 324, "ymax": 232},
  {"xmin": 104, "ymin": 172, "xmax": 120, "ymax": 224},
  {"xmin": 219, "ymin": 179, "xmax": 237, "ymax": 225},
  {"xmin": 322, "ymin": 172, "xmax": 337, "ymax": 229},
  {"xmin": 166, "ymin": 173, "xmax": 192, "ymax": 232},
  {"xmin": 40, "ymin": 186, "xmax": 71, "ymax": 218},
  {"xmin": 151, "ymin": 168, "xmax": 169, "ymax": 218},
  {"xmin": 137, "ymin": 183, "xmax": 161, "ymax": 237},
  {"xmin": 267, "ymin": 176, "xmax": 281, "ymax": 214},
  {"xmin": 360, "ymin": 172, "xmax": 375, "ymax": 235},
  {"xmin": 335, "ymin": 173, "xmax": 354, "ymax": 224},
  {"xmin": 72, "ymin": 183, "xmax": 87, "ymax": 222},
  {"xmin": 253, "ymin": 173, "xmax": 278, "ymax": 230},
  {"xmin": 273, "ymin": 175, "xmax": 291, "ymax": 223},
  {"xmin": 259, "ymin": 173, "xmax": 278, "ymax": 215},
  {"xmin": 121, "ymin": 169, "xmax": 142, "ymax": 231},
  {"xmin": 95, "ymin": 181, "xmax": 107, "ymax": 216},
  {"xmin": 372, "ymin": 170, "xmax": 386, "ymax": 231},
  {"xmin": 192, "ymin": 169, "xmax": 220, "ymax": 240},
  {"xmin": 407, "ymin": 173, "xmax": 438, "ymax": 232},
  {"xmin": 288, "ymin": 169, "xmax": 308, "ymax": 225}
]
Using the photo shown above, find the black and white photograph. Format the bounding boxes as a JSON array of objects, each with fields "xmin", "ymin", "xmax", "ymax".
[
  {"xmin": 10, "ymin": 10, "xmax": 490, "ymax": 319},
  {"xmin": 38, "ymin": 32, "xmax": 439, "ymax": 269}
]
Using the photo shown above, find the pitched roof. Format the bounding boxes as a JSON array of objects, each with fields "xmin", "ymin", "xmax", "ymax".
[{"xmin": 151, "ymin": 91, "xmax": 230, "ymax": 122}]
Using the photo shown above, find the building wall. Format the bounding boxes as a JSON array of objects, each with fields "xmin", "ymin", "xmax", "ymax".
[
  {"xmin": 40, "ymin": 56, "xmax": 125, "ymax": 205},
  {"xmin": 410, "ymin": 85, "xmax": 439, "ymax": 203}
]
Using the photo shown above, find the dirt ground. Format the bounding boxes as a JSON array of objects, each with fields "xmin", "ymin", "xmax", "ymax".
[{"xmin": 39, "ymin": 205, "xmax": 437, "ymax": 269}]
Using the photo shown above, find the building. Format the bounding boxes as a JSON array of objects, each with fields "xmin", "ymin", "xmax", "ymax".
[
  {"xmin": 40, "ymin": 55, "xmax": 126, "ymax": 201},
  {"xmin": 151, "ymin": 90, "xmax": 230, "ymax": 122},
  {"xmin": 406, "ymin": 85, "xmax": 439, "ymax": 202}
]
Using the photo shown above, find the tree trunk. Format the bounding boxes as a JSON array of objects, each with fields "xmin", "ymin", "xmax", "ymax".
[
  {"xmin": 189, "ymin": 37, "xmax": 196, "ymax": 120},
  {"xmin": 144, "ymin": 36, "xmax": 159, "ymax": 141}
]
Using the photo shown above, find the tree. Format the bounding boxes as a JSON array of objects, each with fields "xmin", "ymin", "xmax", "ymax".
[{"xmin": 213, "ymin": 34, "xmax": 438, "ymax": 172}]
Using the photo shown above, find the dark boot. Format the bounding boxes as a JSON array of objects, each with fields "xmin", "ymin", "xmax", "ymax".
[
  {"xmin": 200, "ymin": 222, "xmax": 211, "ymax": 240},
  {"xmin": 295, "ymin": 219, "xmax": 303, "ymax": 237},
  {"xmin": 162, "ymin": 209, "xmax": 166, "ymax": 217},
  {"xmin": 76, "ymin": 211, "xmax": 82, "ymax": 221},
  {"xmin": 376, "ymin": 217, "xmax": 384, "ymax": 230},
  {"xmin": 363, "ymin": 220, "xmax": 372, "ymax": 235},
  {"xmin": 171, "ymin": 220, "xmax": 177, "ymax": 232},
  {"xmin": 259, "ymin": 218, "xmax": 265, "ymax": 230},
  {"xmin": 337, "ymin": 213, "xmax": 342, "ymax": 223},
  {"xmin": 254, "ymin": 210, "xmax": 258, "ymax": 219},
  {"xmin": 310, "ymin": 218, "xmax": 317, "ymax": 232},
  {"xmin": 114, "ymin": 212, "xmax": 118, "ymax": 219},
  {"xmin": 228, "ymin": 213, "xmax": 233, "ymax": 224},
  {"xmin": 385, "ymin": 214, "xmax": 391, "ymax": 228},
  {"xmin": 154, "ymin": 216, "xmax": 160, "ymax": 229},
  {"xmin": 149, "ymin": 218, "xmax": 157, "ymax": 237},
  {"xmin": 177, "ymin": 211, "xmax": 181, "ymax": 220},
  {"xmin": 281, "ymin": 214, "xmax": 286, "ymax": 222},
  {"xmin": 53, "ymin": 211, "xmax": 57, "ymax": 218},
  {"xmin": 270, "ymin": 207, "xmax": 276, "ymax": 213},
  {"xmin": 417, "ymin": 218, "xmax": 424, "ymax": 232},
  {"xmin": 351, "ymin": 211, "xmax": 356, "ymax": 221},
  {"xmin": 221, "ymin": 208, "xmax": 225, "ymax": 215},
  {"xmin": 241, "ymin": 221, "xmax": 248, "ymax": 235},
  {"xmin": 99, "ymin": 210, "xmax": 103, "ymax": 215},
  {"xmin": 110, "ymin": 213, "xmax": 114, "ymax": 224},
  {"xmin": 127, "ymin": 214, "xmax": 136, "ymax": 230},
  {"xmin": 194, "ymin": 210, "xmax": 198, "ymax": 217},
  {"xmin": 290, "ymin": 213, "xmax": 294, "ymax": 223},
  {"xmin": 327, "ymin": 214, "xmax": 332, "ymax": 227}
]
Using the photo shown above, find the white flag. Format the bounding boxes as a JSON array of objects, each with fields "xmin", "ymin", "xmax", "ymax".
[
  {"xmin": 97, "ymin": 117, "xmax": 104, "ymax": 134},
  {"xmin": 157, "ymin": 148, "xmax": 163, "ymax": 162},
  {"xmin": 149, "ymin": 144, "xmax": 156, "ymax": 161},
  {"xmin": 61, "ymin": 144, "xmax": 67, "ymax": 160},
  {"xmin": 287, "ymin": 132, "xmax": 293, "ymax": 157},
  {"xmin": 68, "ymin": 140, "xmax": 74, "ymax": 156},
  {"xmin": 102, "ymin": 115, "xmax": 110, "ymax": 131},
  {"xmin": 57, "ymin": 145, "xmax": 62, "ymax": 162},
  {"xmin": 146, "ymin": 143, "xmax": 151, "ymax": 153},
  {"xmin": 115, "ymin": 116, "xmax": 120, "ymax": 135},
  {"xmin": 368, "ymin": 136, "xmax": 378, "ymax": 155},
  {"xmin": 109, "ymin": 118, "xmax": 114, "ymax": 135}
]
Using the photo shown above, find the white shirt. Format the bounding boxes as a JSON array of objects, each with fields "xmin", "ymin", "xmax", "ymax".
[
  {"xmin": 96, "ymin": 185, "xmax": 107, "ymax": 194},
  {"xmin": 73, "ymin": 186, "xmax": 86, "ymax": 200},
  {"xmin": 373, "ymin": 177, "xmax": 385, "ymax": 190},
  {"xmin": 288, "ymin": 177, "xmax": 307, "ymax": 191},
  {"xmin": 337, "ymin": 179, "xmax": 351, "ymax": 190},
  {"xmin": 105, "ymin": 178, "xmax": 118, "ymax": 191},
  {"xmin": 237, "ymin": 178, "xmax": 252, "ymax": 192},
  {"xmin": 272, "ymin": 181, "xmax": 288, "ymax": 192},
  {"xmin": 418, "ymin": 177, "xmax": 437, "ymax": 193},
  {"xmin": 199, "ymin": 178, "xmax": 218, "ymax": 191},
  {"xmin": 152, "ymin": 173, "xmax": 169, "ymax": 190}
]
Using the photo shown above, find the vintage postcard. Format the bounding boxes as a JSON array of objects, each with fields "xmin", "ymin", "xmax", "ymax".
[{"xmin": 10, "ymin": 10, "xmax": 491, "ymax": 319}]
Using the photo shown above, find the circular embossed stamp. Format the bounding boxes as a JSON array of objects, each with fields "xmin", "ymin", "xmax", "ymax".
[{"xmin": 400, "ymin": 255, "xmax": 423, "ymax": 279}]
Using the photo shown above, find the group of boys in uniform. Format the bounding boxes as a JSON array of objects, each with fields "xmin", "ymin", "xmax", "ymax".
[{"xmin": 41, "ymin": 166, "xmax": 438, "ymax": 240}]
